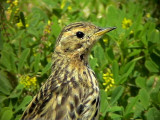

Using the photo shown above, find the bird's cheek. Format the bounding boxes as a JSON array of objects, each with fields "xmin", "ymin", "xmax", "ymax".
[
  {"xmin": 87, "ymin": 37, "xmax": 95, "ymax": 46},
  {"xmin": 63, "ymin": 43, "xmax": 80, "ymax": 52},
  {"xmin": 92, "ymin": 35, "xmax": 101, "ymax": 43},
  {"xmin": 55, "ymin": 45, "xmax": 62, "ymax": 52}
]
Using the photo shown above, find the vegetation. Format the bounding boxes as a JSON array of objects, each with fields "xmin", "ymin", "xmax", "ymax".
[{"xmin": 0, "ymin": 0, "xmax": 160, "ymax": 120}]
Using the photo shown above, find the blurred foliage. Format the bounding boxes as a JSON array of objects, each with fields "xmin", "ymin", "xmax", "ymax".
[{"xmin": 0, "ymin": 0, "xmax": 160, "ymax": 120}]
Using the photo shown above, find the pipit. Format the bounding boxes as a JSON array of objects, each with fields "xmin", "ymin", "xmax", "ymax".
[{"xmin": 21, "ymin": 22, "xmax": 116, "ymax": 120}]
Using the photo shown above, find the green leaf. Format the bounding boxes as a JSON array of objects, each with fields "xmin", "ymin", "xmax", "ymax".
[
  {"xmin": 100, "ymin": 89, "xmax": 108, "ymax": 117},
  {"xmin": 106, "ymin": 5, "xmax": 123, "ymax": 27},
  {"xmin": 27, "ymin": 28, "xmax": 39, "ymax": 38},
  {"xmin": 34, "ymin": 53, "xmax": 41, "ymax": 73},
  {"xmin": 135, "ymin": 76, "xmax": 146, "ymax": 88},
  {"xmin": 0, "ymin": 107, "xmax": 13, "ymax": 120},
  {"xmin": 93, "ymin": 44, "xmax": 107, "ymax": 68},
  {"xmin": 0, "ymin": 43, "xmax": 18, "ymax": 72},
  {"xmin": 0, "ymin": 50, "xmax": 13, "ymax": 71},
  {"xmin": 42, "ymin": 0, "xmax": 58, "ymax": 9},
  {"xmin": 106, "ymin": 47, "xmax": 115, "ymax": 61},
  {"xmin": 112, "ymin": 60, "xmax": 119, "ymax": 83},
  {"xmin": 128, "ymin": 50, "xmax": 141, "ymax": 58},
  {"xmin": 109, "ymin": 113, "xmax": 122, "ymax": 119},
  {"xmin": 0, "ymin": 94, "xmax": 7, "ymax": 103},
  {"xmin": 146, "ymin": 76, "xmax": 155, "ymax": 90},
  {"xmin": 18, "ymin": 48, "xmax": 30, "ymax": 73},
  {"xmin": 133, "ymin": 102, "xmax": 144, "ymax": 118},
  {"xmin": 119, "ymin": 60, "xmax": 136, "ymax": 84},
  {"xmin": 150, "ymin": 82, "xmax": 160, "ymax": 105},
  {"xmin": 13, "ymin": 30, "xmax": 25, "ymax": 40},
  {"xmin": 9, "ymin": 84, "xmax": 24, "ymax": 98},
  {"xmin": 14, "ymin": 115, "xmax": 22, "ymax": 120},
  {"xmin": 20, "ymin": 12, "xmax": 26, "ymax": 28},
  {"xmin": 0, "ymin": 32, "xmax": 3, "ymax": 50},
  {"xmin": 148, "ymin": 28, "xmax": 160, "ymax": 44},
  {"xmin": 14, "ymin": 95, "xmax": 32, "ymax": 113},
  {"xmin": 89, "ymin": 57, "xmax": 98, "ymax": 70},
  {"xmin": 29, "ymin": 11, "xmax": 41, "ymax": 27},
  {"xmin": 41, "ymin": 62, "xmax": 52, "ymax": 75},
  {"xmin": 122, "ymin": 61, "xmax": 136, "ymax": 76},
  {"xmin": 0, "ymin": 71, "xmax": 12, "ymax": 95},
  {"xmin": 139, "ymin": 88, "xmax": 150, "ymax": 109},
  {"xmin": 145, "ymin": 59, "xmax": 159, "ymax": 73},
  {"xmin": 145, "ymin": 107, "xmax": 160, "ymax": 120},
  {"xmin": 107, "ymin": 106, "xmax": 123, "ymax": 112},
  {"xmin": 125, "ymin": 96, "xmax": 139, "ymax": 117},
  {"xmin": 110, "ymin": 86, "xmax": 124, "ymax": 105},
  {"xmin": 51, "ymin": 16, "xmax": 61, "ymax": 37}
]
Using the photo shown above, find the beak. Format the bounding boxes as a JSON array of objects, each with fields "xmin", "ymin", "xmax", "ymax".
[{"xmin": 94, "ymin": 27, "xmax": 116, "ymax": 36}]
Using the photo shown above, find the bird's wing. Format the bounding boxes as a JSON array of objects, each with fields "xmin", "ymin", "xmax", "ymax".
[{"xmin": 20, "ymin": 74, "xmax": 68, "ymax": 120}]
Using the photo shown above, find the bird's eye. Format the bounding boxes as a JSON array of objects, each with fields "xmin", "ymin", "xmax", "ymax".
[{"xmin": 76, "ymin": 31, "xmax": 84, "ymax": 38}]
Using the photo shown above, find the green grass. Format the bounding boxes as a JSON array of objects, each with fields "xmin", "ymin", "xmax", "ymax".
[{"xmin": 0, "ymin": 0, "xmax": 160, "ymax": 120}]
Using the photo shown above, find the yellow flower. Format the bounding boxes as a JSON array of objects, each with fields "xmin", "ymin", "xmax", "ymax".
[
  {"xmin": 15, "ymin": 8, "xmax": 19, "ymax": 14},
  {"xmin": 67, "ymin": 6, "xmax": 72, "ymax": 11},
  {"xmin": 103, "ymin": 68, "xmax": 115, "ymax": 92},
  {"xmin": 103, "ymin": 38, "xmax": 109, "ymax": 44},
  {"xmin": 19, "ymin": 75, "xmax": 38, "ymax": 91},
  {"xmin": 61, "ymin": 0, "xmax": 66, "ymax": 9},
  {"xmin": 146, "ymin": 13, "xmax": 151, "ymax": 18},
  {"xmin": 6, "ymin": 0, "xmax": 20, "ymax": 15},
  {"xmin": 26, "ymin": 24, "xmax": 29, "ymax": 27},
  {"xmin": 48, "ymin": 20, "xmax": 51, "ymax": 25},
  {"xmin": 130, "ymin": 30, "xmax": 134, "ymax": 35},
  {"xmin": 13, "ymin": 0, "xmax": 18, "ymax": 6},
  {"xmin": 7, "ymin": 0, "xmax": 11, "ymax": 3},
  {"xmin": 122, "ymin": 18, "xmax": 132, "ymax": 29},
  {"xmin": 6, "ymin": 6, "xmax": 12, "ymax": 14},
  {"xmin": 45, "ymin": 29, "xmax": 51, "ymax": 34},
  {"xmin": 44, "ymin": 20, "xmax": 52, "ymax": 34},
  {"xmin": 16, "ymin": 19, "xmax": 29, "ymax": 28},
  {"xmin": 16, "ymin": 21, "xmax": 23, "ymax": 28},
  {"xmin": 60, "ymin": 0, "xmax": 72, "ymax": 11}
]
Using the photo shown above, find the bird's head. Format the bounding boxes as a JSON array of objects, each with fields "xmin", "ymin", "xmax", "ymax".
[{"xmin": 55, "ymin": 22, "xmax": 116, "ymax": 61}]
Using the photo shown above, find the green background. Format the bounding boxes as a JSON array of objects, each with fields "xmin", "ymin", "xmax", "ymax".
[{"xmin": 0, "ymin": 0, "xmax": 160, "ymax": 120}]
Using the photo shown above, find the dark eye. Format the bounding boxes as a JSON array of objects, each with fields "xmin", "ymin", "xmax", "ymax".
[{"xmin": 76, "ymin": 31, "xmax": 84, "ymax": 38}]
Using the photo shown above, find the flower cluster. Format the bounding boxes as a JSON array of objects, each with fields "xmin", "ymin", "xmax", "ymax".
[
  {"xmin": 38, "ymin": 20, "xmax": 53, "ymax": 53},
  {"xmin": 61, "ymin": 0, "xmax": 72, "ymax": 11},
  {"xmin": 16, "ymin": 18, "xmax": 29, "ymax": 28},
  {"xmin": 6, "ymin": 0, "xmax": 19, "ymax": 15},
  {"xmin": 6, "ymin": 0, "xmax": 29, "ymax": 29},
  {"xmin": 19, "ymin": 75, "xmax": 38, "ymax": 91},
  {"xmin": 44, "ymin": 20, "xmax": 52, "ymax": 34},
  {"xmin": 103, "ymin": 68, "xmax": 115, "ymax": 92},
  {"xmin": 122, "ymin": 18, "xmax": 132, "ymax": 29}
]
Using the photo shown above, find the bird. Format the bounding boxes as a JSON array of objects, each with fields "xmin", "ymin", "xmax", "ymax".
[{"xmin": 21, "ymin": 22, "xmax": 116, "ymax": 120}]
